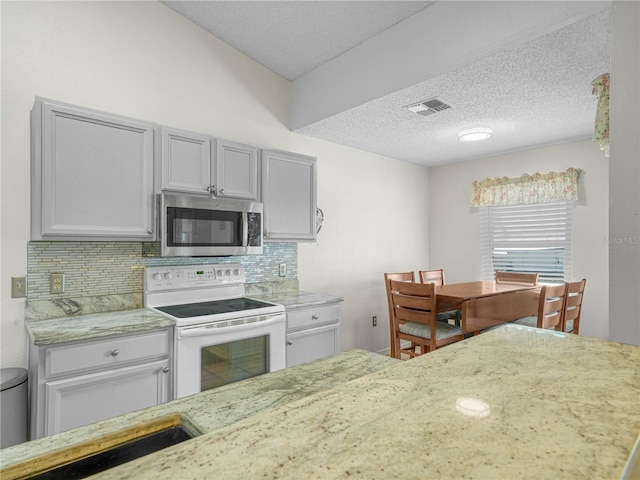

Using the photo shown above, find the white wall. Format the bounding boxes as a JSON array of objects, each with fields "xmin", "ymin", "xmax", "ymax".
[
  {"xmin": 0, "ymin": 1, "xmax": 430, "ymax": 367},
  {"xmin": 429, "ymin": 140, "xmax": 609, "ymax": 339}
]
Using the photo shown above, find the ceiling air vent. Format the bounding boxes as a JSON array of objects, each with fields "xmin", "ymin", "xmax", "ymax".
[{"xmin": 405, "ymin": 98, "xmax": 452, "ymax": 116}]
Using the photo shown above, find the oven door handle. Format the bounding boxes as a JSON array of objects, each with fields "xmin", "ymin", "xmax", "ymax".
[
  {"xmin": 177, "ymin": 315, "xmax": 284, "ymax": 339},
  {"xmin": 242, "ymin": 212, "xmax": 249, "ymax": 247}
]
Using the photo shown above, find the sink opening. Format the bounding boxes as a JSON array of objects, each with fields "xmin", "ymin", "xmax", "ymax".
[
  {"xmin": 8, "ymin": 414, "xmax": 200, "ymax": 480},
  {"xmin": 30, "ymin": 425, "xmax": 194, "ymax": 479}
]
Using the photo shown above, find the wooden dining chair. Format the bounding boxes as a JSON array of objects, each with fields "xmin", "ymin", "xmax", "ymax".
[
  {"xmin": 419, "ymin": 268, "xmax": 460, "ymax": 325},
  {"xmin": 388, "ymin": 279, "xmax": 464, "ymax": 359},
  {"xmin": 513, "ymin": 283, "xmax": 567, "ymax": 330},
  {"xmin": 495, "ymin": 271, "xmax": 539, "ymax": 286},
  {"xmin": 384, "ymin": 271, "xmax": 415, "ymax": 358},
  {"xmin": 562, "ymin": 279, "xmax": 586, "ymax": 334}
]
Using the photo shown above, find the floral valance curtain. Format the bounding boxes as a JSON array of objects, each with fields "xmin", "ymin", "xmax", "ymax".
[
  {"xmin": 592, "ymin": 73, "xmax": 610, "ymax": 157},
  {"xmin": 470, "ymin": 168, "xmax": 580, "ymax": 207}
]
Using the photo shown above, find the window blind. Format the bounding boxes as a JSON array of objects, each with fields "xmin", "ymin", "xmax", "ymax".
[{"xmin": 480, "ymin": 202, "xmax": 574, "ymax": 283}]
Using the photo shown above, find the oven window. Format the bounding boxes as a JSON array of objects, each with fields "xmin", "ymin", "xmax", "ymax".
[
  {"xmin": 200, "ymin": 336, "xmax": 269, "ymax": 391},
  {"xmin": 167, "ymin": 207, "xmax": 242, "ymax": 247}
]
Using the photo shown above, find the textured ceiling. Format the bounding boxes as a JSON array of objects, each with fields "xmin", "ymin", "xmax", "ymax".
[{"xmin": 162, "ymin": 1, "xmax": 611, "ymax": 167}]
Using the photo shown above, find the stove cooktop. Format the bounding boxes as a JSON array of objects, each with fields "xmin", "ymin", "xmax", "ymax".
[{"xmin": 155, "ymin": 297, "xmax": 278, "ymax": 319}]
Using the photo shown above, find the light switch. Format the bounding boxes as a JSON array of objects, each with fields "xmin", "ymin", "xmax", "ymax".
[{"xmin": 11, "ymin": 276, "xmax": 27, "ymax": 298}]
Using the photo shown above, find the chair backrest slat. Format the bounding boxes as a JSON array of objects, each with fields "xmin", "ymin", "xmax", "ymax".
[
  {"xmin": 384, "ymin": 272, "xmax": 415, "ymax": 358},
  {"xmin": 419, "ymin": 269, "xmax": 445, "ymax": 286},
  {"xmin": 495, "ymin": 271, "xmax": 539, "ymax": 286},
  {"xmin": 538, "ymin": 283, "xmax": 567, "ymax": 330},
  {"xmin": 562, "ymin": 279, "xmax": 586, "ymax": 334}
]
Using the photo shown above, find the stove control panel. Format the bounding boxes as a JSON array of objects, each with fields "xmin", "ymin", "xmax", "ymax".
[{"xmin": 144, "ymin": 264, "xmax": 245, "ymax": 291}]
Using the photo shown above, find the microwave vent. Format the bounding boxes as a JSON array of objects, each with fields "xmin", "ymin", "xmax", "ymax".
[{"xmin": 405, "ymin": 98, "xmax": 453, "ymax": 116}]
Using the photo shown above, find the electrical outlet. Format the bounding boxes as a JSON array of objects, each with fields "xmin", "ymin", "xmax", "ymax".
[
  {"xmin": 50, "ymin": 273, "xmax": 65, "ymax": 294},
  {"xmin": 279, "ymin": 263, "xmax": 287, "ymax": 277},
  {"xmin": 372, "ymin": 315, "xmax": 377, "ymax": 327},
  {"xmin": 11, "ymin": 276, "xmax": 27, "ymax": 298}
]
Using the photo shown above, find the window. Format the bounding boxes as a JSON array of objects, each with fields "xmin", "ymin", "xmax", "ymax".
[{"xmin": 480, "ymin": 202, "xmax": 574, "ymax": 283}]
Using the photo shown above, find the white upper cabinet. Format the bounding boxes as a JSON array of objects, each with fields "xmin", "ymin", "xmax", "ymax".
[
  {"xmin": 31, "ymin": 98, "xmax": 155, "ymax": 241},
  {"xmin": 160, "ymin": 127, "xmax": 212, "ymax": 195},
  {"xmin": 262, "ymin": 150, "xmax": 317, "ymax": 242},
  {"xmin": 160, "ymin": 129, "xmax": 259, "ymax": 201},
  {"xmin": 216, "ymin": 139, "xmax": 260, "ymax": 201}
]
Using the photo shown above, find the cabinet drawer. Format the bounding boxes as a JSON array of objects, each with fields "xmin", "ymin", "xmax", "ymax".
[
  {"xmin": 286, "ymin": 304, "xmax": 340, "ymax": 332},
  {"xmin": 46, "ymin": 330, "xmax": 170, "ymax": 378}
]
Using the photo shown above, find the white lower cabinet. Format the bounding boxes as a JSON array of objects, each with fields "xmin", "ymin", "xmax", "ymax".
[
  {"xmin": 286, "ymin": 324, "xmax": 340, "ymax": 368},
  {"xmin": 285, "ymin": 303, "xmax": 341, "ymax": 368},
  {"xmin": 30, "ymin": 328, "xmax": 173, "ymax": 439},
  {"xmin": 45, "ymin": 359, "xmax": 170, "ymax": 435}
]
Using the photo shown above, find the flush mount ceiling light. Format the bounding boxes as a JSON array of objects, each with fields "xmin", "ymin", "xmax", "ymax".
[{"xmin": 458, "ymin": 126, "xmax": 493, "ymax": 142}]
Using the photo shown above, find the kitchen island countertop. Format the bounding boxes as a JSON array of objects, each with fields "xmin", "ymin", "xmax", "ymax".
[
  {"xmin": 5, "ymin": 326, "xmax": 639, "ymax": 479},
  {"xmin": 91, "ymin": 325, "xmax": 640, "ymax": 479},
  {"xmin": 0, "ymin": 349, "xmax": 399, "ymax": 475}
]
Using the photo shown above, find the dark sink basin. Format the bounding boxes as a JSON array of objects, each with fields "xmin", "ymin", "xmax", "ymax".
[{"xmin": 19, "ymin": 414, "xmax": 199, "ymax": 480}]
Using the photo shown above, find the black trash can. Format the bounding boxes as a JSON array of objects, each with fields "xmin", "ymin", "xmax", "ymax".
[{"xmin": 1, "ymin": 367, "xmax": 28, "ymax": 448}]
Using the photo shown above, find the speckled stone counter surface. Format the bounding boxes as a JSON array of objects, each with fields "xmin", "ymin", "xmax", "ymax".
[
  {"xmin": 0, "ymin": 349, "xmax": 398, "ymax": 474},
  {"xmin": 251, "ymin": 290, "xmax": 343, "ymax": 309},
  {"xmin": 70, "ymin": 325, "xmax": 639, "ymax": 479},
  {"xmin": 26, "ymin": 309, "xmax": 173, "ymax": 345}
]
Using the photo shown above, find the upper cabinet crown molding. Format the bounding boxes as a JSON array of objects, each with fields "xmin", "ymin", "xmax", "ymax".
[
  {"xmin": 262, "ymin": 149, "xmax": 317, "ymax": 242},
  {"xmin": 31, "ymin": 97, "xmax": 156, "ymax": 241}
]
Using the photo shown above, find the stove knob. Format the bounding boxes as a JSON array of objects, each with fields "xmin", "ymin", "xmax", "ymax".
[
  {"xmin": 217, "ymin": 269, "xmax": 223, "ymax": 276},
  {"xmin": 153, "ymin": 273, "xmax": 162, "ymax": 281},
  {"xmin": 225, "ymin": 269, "xmax": 231, "ymax": 276},
  {"xmin": 164, "ymin": 272, "xmax": 173, "ymax": 280}
]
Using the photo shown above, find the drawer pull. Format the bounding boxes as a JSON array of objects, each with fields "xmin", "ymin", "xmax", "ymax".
[
  {"xmin": 162, "ymin": 366, "xmax": 170, "ymax": 374},
  {"xmin": 312, "ymin": 315, "xmax": 319, "ymax": 320},
  {"xmin": 110, "ymin": 349, "xmax": 120, "ymax": 357},
  {"xmin": 287, "ymin": 340, "xmax": 293, "ymax": 346}
]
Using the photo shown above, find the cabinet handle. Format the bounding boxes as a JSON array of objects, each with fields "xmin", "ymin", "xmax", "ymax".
[
  {"xmin": 162, "ymin": 366, "xmax": 170, "ymax": 374},
  {"xmin": 264, "ymin": 231, "xmax": 269, "ymax": 238},
  {"xmin": 147, "ymin": 229, "xmax": 153, "ymax": 234},
  {"xmin": 219, "ymin": 188, "xmax": 224, "ymax": 195},
  {"xmin": 110, "ymin": 349, "xmax": 119, "ymax": 357},
  {"xmin": 287, "ymin": 340, "xmax": 293, "ymax": 346},
  {"xmin": 312, "ymin": 315, "xmax": 319, "ymax": 320}
]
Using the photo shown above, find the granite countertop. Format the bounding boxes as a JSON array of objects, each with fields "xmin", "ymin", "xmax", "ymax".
[
  {"xmin": 52, "ymin": 325, "xmax": 640, "ymax": 479},
  {"xmin": 11, "ymin": 325, "xmax": 639, "ymax": 478},
  {"xmin": 25, "ymin": 290, "xmax": 341, "ymax": 346},
  {"xmin": 251, "ymin": 290, "xmax": 343, "ymax": 309},
  {"xmin": 26, "ymin": 309, "xmax": 174, "ymax": 346},
  {"xmin": 0, "ymin": 349, "xmax": 399, "ymax": 475}
]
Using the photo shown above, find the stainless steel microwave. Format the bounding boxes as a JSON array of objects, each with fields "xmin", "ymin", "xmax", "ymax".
[{"xmin": 159, "ymin": 194, "xmax": 263, "ymax": 257}]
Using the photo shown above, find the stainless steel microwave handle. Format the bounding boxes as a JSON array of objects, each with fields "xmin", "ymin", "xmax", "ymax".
[{"xmin": 242, "ymin": 212, "xmax": 249, "ymax": 247}]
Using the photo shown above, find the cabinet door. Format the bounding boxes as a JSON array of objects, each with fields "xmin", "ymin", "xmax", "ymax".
[
  {"xmin": 31, "ymin": 98, "xmax": 155, "ymax": 240},
  {"xmin": 161, "ymin": 127, "xmax": 212, "ymax": 195},
  {"xmin": 215, "ymin": 139, "xmax": 259, "ymax": 200},
  {"xmin": 286, "ymin": 323, "xmax": 340, "ymax": 368},
  {"xmin": 44, "ymin": 359, "xmax": 170, "ymax": 437},
  {"xmin": 262, "ymin": 150, "xmax": 317, "ymax": 242}
]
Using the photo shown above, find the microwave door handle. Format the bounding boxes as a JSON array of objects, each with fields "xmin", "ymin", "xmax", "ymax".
[{"xmin": 242, "ymin": 212, "xmax": 249, "ymax": 247}]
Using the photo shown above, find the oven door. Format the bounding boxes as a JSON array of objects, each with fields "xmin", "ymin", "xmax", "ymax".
[{"xmin": 174, "ymin": 313, "xmax": 285, "ymax": 399}]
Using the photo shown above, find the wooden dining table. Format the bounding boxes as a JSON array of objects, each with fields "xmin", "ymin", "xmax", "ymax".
[{"xmin": 436, "ymin": 281, "xmax": 540, "ymax": 333}]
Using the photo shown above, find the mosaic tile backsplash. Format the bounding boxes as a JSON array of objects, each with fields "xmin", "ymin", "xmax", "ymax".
[{"xmin": 27, "ymin": 241, "xmax": 297, "ymax": 301}]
